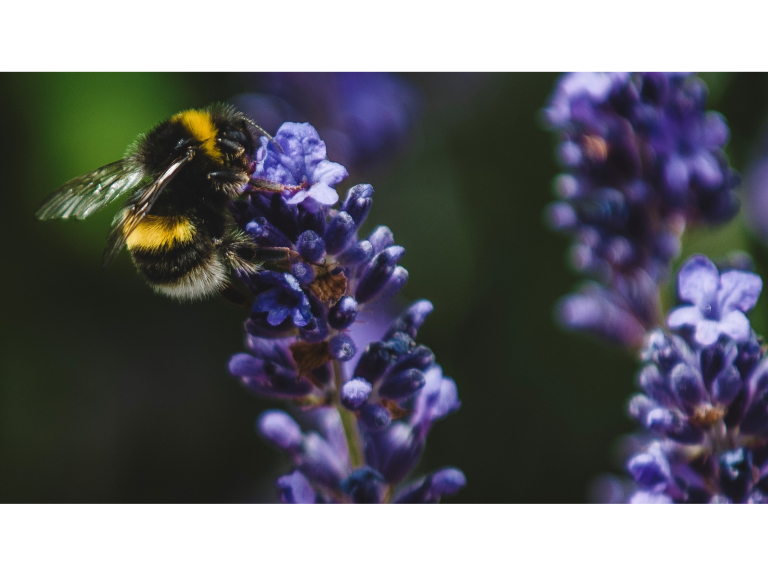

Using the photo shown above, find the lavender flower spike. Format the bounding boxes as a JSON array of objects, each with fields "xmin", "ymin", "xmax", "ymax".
[
  {"xmin": 625, "ymin": 255, "xmax": 768, "ymax": 503},
  {"xmin": 230, "ymin": 122, "xmax": 464, "ymax": 503},
  {"xmin": 543, "ymin": 73, "xmax": 740, "ymax": 348},
  {"xmin": 667, "ymin": 254, "xmax": 762, "ymax": 346}
]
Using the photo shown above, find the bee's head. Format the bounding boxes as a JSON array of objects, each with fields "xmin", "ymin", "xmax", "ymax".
[{"xmin": 137, "ymin": 105, "xmax": 260, "ymax": 190}]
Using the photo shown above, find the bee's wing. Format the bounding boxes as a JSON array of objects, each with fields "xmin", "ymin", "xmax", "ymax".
[
  {"xmin": 101, "ymin": 151, "xmax": 194, "ymax": 269},
  {"xmin": 36, "ymin": 160, "xmax": 145, "ymax": 221}
]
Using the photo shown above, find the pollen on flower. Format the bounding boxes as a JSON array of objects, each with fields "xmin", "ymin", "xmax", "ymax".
[
  {"xmin": 581, "ymin": 135, "xmax": 608, "ymax": 162},
  {"xmin": 689, "ymin": 405, "xmax": 726, "ymax": 427}
]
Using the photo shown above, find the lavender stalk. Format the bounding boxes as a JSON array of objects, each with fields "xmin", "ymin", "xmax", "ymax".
[{"xmin": 228, "ymin": 122, "xmax": 464, "ymax": 503}]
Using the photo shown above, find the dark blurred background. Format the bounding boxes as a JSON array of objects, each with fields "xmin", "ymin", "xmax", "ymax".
[{"xmin": 2, "ymin": 72, "xmax": 768, "ymax": 503}]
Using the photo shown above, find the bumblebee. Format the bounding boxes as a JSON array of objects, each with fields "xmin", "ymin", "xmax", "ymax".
[{"xmin": 37, "ymin": 104, "xmax": 277, "ymax": 302}]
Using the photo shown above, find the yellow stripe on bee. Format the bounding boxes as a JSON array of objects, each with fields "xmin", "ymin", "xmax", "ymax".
[
  {"xmin": 126, "ymin": 215, "xmax": 196, "ymax": 251},
  {"xmin": 171, "ymin": 109, "xmax": 222, "ymax": 162}
]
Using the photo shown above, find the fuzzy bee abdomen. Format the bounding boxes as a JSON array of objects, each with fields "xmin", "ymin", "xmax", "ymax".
[{"xmin": 127, "ymin": 215, "xmax": 228, "ymax": 300}]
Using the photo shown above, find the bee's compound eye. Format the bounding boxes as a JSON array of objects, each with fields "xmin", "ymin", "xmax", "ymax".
[{"xmin": 230, "ymin": 129, "xmax": 250, "ymax": 145}]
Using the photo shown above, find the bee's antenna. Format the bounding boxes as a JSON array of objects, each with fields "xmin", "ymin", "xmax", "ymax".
[{"xmin": 244, "ymin": 117, "xmax": 284, "ymax": 154}]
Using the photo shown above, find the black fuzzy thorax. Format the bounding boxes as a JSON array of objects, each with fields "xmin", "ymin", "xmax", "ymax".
[{"xmin": 126, "ymin": 104, "xmax": 258, "ymax": 291}]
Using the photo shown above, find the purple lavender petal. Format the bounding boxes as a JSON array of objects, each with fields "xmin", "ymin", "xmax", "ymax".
[
  {"xmin": 718, "ymin": 270, "xmax": 762, "ymax": 315},
  {"xmin": 718, "ymin": 310, "xmax": 751, "ymax": 343},
  {"xmin": 312, "ymin": 160, "xmax": 348, "ymax": 188},
  {"xmin": 303, "ymin": 182, "xmax": 338, "ymax": 206},
  {"xmin": 694, "ymin": 318, "xmax": 725, "ymax": 347},
  {"xmin": 677, "ymin": 255, "xmax": 719, "ymax": 309},
  {"xmin": 667, "ymin": 305, "xmax": 704, "ymax": 330}
]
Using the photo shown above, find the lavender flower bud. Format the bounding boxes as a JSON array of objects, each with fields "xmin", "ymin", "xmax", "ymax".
[
  {"xmin": 340, "ymin": 379, "xmax": 372, "ymax": 411},
  {"xmin": 329, "ymin": 333, "xmax": 356, "ymax": 362},
  {"xmin": 257, "ymin": 410, "xmax": 304, "ymax": 452},
  {"xmin": 368, "ymin": 225, "xmax": 394, "ymax": 253},
  {"xmin": 392, "ymin": 345, "xmax": 435, "ymax": 372},
  {"xmin": 298, "ymin": 206, "xmax": 326, "ymax": 237},
  {"xmin": 360, "ymin": 403, "xmax": 391, "ymax": 430},
  {"xmin": 324, "ymin": 211, "xmax": 357, "ymax": 255},
  {"xmin": 385, "ymin": 300, "xmax": 434, "ymax": 339},
  {"xmin": 393, "ymin": 468, "xmax": 467, "ymax": 503},
  {"xmin": 355, "ymin": 246, "xmax": 406, "ymax": 303},
  {"xmin": 337, "ymin": 240, "xmax": 373, "ymax": 266},
  {"xmin": 712, "ymin": 366, "xmax": 742, "ymax": 405},
  {"xmin": 299, "ymin": 432, "xmax": 348, "ymax": 489},
  {"xmin": 328, "ymin": 296, "xmax": 358, "ymax": 330},
  {"xmin": 229, "ymin": 354, "xmax": 314, "ymax": 398},
  {"xmin": 354, "ymin": 341, "xmax": 396, "ymax": 383},
  {"xmin": 296, "ymin": 230, "xmax": 326, "ymax": 262},
  {"xmin": 341, "ymin": 184, "xmax": 374, "ymax": 226},
  {"xmin": 365, "ymin": 422, "xmax": 423, "ymax": 483},
  {"xmin": 245, "ymin": 218, "xmax": 293, "ymax": 248},
  {"xmin": 291, "ymin": 261, "xmax": 315, "ymax": 284},
  {"xmin": 669, "ymin": 363, "xmax": 706, "ymax": 410},
  {"xmin": 277, "ymin": 471, "xmax": 317, "ymax": 504},
  {"xmin": 377, "ymin": 266, "xmax": 409, "ymax": 301},
  {"xmin": 379, "ymin": 368, "xmax": 426, "ymax": 400},
  {"xmin": 340, "ymin": 467, "xmax": 385, "ymax": 504}
]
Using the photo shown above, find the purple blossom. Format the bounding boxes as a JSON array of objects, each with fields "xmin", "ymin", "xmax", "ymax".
[
  {"xmin": 543, "ymin": 73, "xmax": 740, "ymax": 347},
  {"xmin": 667, "ymin": 255, "xmax": 762, "ymax": 346},
  {"xmin": 228, "ymin": 121, "xmax": 463, "ymax": 503},
  {"xmin": 252, "ymin": 271, "xmax": 313, "ymax": 327},
  {"xmin": 252, "ymin": 122, "xmax": 348, "ymax": 209},
  {"xmin": 624, "ymin": 257, "xmax": 768, "ymax": 502}
]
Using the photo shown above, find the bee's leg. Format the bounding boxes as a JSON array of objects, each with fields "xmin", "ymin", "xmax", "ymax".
[
  {"xmin": 218, "ymin": 228, "xmax": 263, "ymax": 276},
  {"xmin": 255, "ymin": 246, "xmax": 300, "ymax": 263},
  {"xmin": 216, "ymin": 138, "xmax": 245, "ymax": 156},
  {"xmin": 208, "ymin": 171, "xmax": 248, "ymax": 185},
  {"xmin": 246, "ymin": 178, "xmax": 286, "ymax": 194}
]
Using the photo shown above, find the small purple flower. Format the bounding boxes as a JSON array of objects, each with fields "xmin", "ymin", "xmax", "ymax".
[
  {"xmin": 253, "ymin": 122, "xmax": 348, "ymax": 209},
  {"xmin": 667, "ymin": 255, "xmax": 762, "ymax": 346},
  {"xmin": 252, "ymin": 271, "xmax": 313, "ymax": 327}
]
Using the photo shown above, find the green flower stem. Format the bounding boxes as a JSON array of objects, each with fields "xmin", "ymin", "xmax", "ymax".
[{"xmin": 333, "ymin": 359, "xmax": 364, "ymax": 469}]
